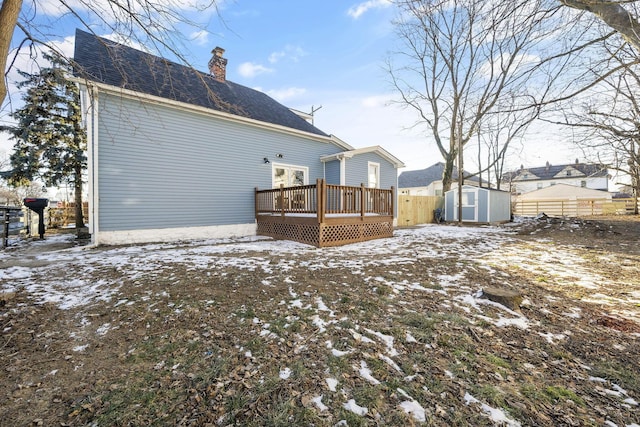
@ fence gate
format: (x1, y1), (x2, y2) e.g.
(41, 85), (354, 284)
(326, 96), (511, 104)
(397, 196), (444, 226)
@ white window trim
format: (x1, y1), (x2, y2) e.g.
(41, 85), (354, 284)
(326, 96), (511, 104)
(368, 161), (380, 189)
(272, 163), (309, 188)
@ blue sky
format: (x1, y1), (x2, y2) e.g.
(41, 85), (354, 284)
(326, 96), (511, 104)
(1, 0), (581, 177)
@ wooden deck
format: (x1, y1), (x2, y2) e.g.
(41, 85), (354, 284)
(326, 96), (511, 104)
(255, 179), (395, 247)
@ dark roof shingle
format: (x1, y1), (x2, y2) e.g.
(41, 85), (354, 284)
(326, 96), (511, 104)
(505, 163), (608, 181)
(72, 29), (328, 137)
(398, 162), (479, 188)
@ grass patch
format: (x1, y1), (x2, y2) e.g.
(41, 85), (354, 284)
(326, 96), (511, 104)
(399, 312), (437, 330)
(521, 383), (585, 407)
(590, 361), (640, 392)
(472, 384), (506, 408)
(485, 354), (511, 370)
(543, 385), (585, 407)
(352, 384), (385, 412)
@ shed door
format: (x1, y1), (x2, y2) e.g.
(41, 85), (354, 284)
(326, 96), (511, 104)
(454, 188), (478, 221)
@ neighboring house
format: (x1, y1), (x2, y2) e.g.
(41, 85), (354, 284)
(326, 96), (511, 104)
(516, 184), (612, 201)
(398, 162), (480, 196)
(444, 185), (511, 223)
(73, 30), (404, 245)
(503, 160), (609, 195)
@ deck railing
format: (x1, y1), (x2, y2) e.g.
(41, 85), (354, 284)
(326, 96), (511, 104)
(255, 179), (394, 222)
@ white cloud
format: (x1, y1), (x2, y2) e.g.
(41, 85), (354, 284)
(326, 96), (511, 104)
(361, 95), (391, 108)
(268, 45), (307, 64)
(190, 30), (209, 46)
(237, 62), (274, 78)
(266, 87), (307, 102)
(347, 0), (392, 19)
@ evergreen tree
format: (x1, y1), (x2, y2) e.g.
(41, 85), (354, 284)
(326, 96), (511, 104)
(1, 53), (87, 230)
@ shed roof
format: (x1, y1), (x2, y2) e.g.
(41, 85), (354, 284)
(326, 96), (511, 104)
(72, 29), (328, 137)
(398, 162), (479, 188)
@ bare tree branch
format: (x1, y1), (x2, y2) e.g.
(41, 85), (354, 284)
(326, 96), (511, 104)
(560, 0), (640, 51)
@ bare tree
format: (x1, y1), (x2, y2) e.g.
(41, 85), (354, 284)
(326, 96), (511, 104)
(388, 0), (569, 201)
(560, 0), (640, 52)
(474, 96), (541, 190)
(550, 44), (640, 212)
(0, 0), (23, 105)
(1, 0), (221, 106)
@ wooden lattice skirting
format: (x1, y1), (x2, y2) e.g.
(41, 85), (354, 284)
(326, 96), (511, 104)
(256, 215), (394, 247)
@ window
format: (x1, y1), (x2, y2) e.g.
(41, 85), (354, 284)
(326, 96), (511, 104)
(273, 164), (308, 188)
(566, 170), (572, 176)
(368, 162), (380, 188)
(435, 189), (443, 196)
(461, 191), (475, 207)
(537, 183), (543, 189)
(581, 180), (587, 187)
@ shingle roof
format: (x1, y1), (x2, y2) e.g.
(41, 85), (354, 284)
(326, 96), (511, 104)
(398, 162), (479, 188)
(505, 162), (608, 181)
(72, 29), (328, 137)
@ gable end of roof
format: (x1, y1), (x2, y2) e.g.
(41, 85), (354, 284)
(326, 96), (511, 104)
(72, 29), (329, 138)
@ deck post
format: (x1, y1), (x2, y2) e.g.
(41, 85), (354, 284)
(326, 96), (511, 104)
(280, 184), (285, 218)
(317, 178), (325, 224)
(360, 183), (365, 220)
(254, 187), (259, 220)
(391, 186), (395, 217)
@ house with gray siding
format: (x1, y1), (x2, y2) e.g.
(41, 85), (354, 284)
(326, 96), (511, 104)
(73, 30), (403, 245)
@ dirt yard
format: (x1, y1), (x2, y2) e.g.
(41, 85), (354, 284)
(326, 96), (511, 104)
(1, 215), (639, 426)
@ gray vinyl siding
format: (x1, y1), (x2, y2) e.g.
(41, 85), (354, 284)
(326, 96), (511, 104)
(445, 190), (455, 221)
(478, 190), (488, 222)
(489, 190), (511, 222)
(343, 152), (398, 217)
(324, 160), (341, 185)
(344, 152), (398, 189)
(97, 93), (343, 231)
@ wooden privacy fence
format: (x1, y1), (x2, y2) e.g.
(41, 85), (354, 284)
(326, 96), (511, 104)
(397, 195), (444, 226)
(255, 179), (395, 247)
(47, 202), (89, 228)
(514, 198), (638, 217)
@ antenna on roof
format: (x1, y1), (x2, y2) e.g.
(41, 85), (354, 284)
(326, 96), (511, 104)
(310, 105), (322, 125)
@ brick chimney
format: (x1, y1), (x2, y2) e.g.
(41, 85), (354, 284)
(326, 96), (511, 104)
(208, 47), (227, 82)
